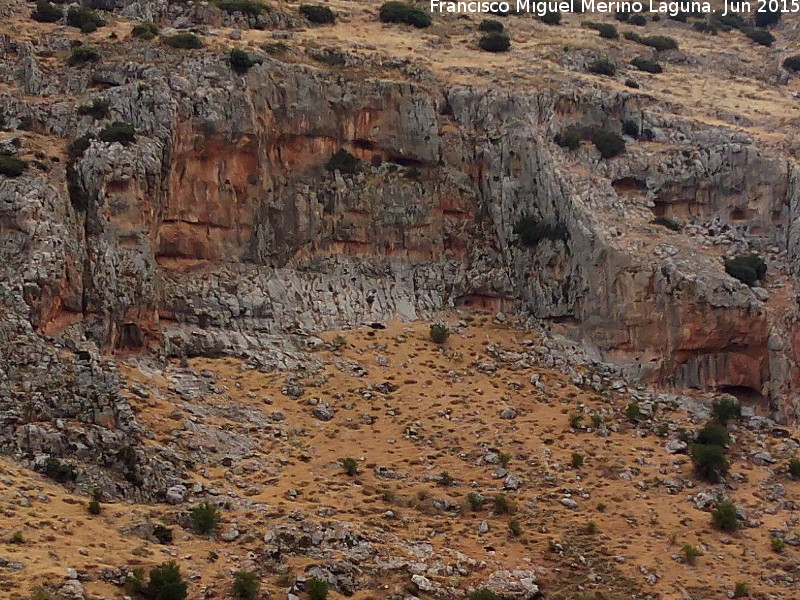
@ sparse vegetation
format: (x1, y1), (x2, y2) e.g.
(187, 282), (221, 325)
(711, 500), (739, 532)
(508, 518), (522, 536)
(340, 457), (359, 476)
(31, 0), (63, 23)
(379, 2), (432, 28)
(725, 253), (767, 286)
(569, 413), (584, 429)
(682, 543), (701, 564)
(479, 32), (511, 53)
(652, 216), (682, 231)
(430, 323), (450, 344)
(99, 121), (136, 146)
(326, 149), (360, 174)
(233, 571), (261, 599)
(467, 492), (485, 511)
(164, 32), (204, 50)
(190, 502), (221, 534)
(67, 45), (101, 66)
(493, 493), (515, 515)
(66, 7), (105, 33)
(583, 520), (598, 534)
(132, 21), (159, 40)
(469, 590), (501, 600)
(300, 4), (336, 24)
(307, 576), (329, 600)
(591, 129), (626, 158)
(88, 499), (101, 515)
(77, 98), (110, 119)
(0, 154), (29, 178)
(513, 216), (568, 246)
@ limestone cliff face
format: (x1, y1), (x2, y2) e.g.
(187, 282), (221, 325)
(2, 43), (800, 422)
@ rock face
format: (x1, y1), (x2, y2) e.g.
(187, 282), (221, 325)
(1, 9), (800, 484)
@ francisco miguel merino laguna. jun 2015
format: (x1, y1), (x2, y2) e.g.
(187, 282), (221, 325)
(427, 0), (800, 17)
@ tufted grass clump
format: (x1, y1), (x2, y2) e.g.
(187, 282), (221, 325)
(493, 493), (515, 515)
(132, 21), (159, 40)
(67, 45), (101, 66)
(164, 32), (204, 49)
(711, 500), (739, 532)
(190, 502), (221, 534)
(479, 32), (511, 52)
(31, 0), (63, 23)
(467, 492), (485, 511)
(725, 254), (766, 286)
(682, 543), (701, 564)
(379, 2), (432, 28)
(66, 6), (105, 33)
(0, 154), (29, 178)
(300, 4), (336, 24)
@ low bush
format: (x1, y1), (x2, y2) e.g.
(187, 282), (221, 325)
(651, 216), (681, 231)
(744, 27), (775, 47)
(148, 561), (188, 600)
(725, 253), (766, 286)
(696, 421), (730, 447)
(783, 55), (800, 72)
(99, 121), (136, 146)
(624, 78), (640, 88)
(712, 394), (742, 424)
(691, 443), (728, 482)
(67, 45), (101, 66)
(588, 57), (616, 76)
(233, 571), (260, 599)
(42, 457), (77, 483)
(326, 148), (360, 174)
(631, 56), (662, 73)
(216, 0), (268, 15)
(430, 323), (450, 344)
(307, 577), (329, 600)
(789, 457), (800, 478)
(262, 41), (289, 55)
(625, 401), (641, 421)
(583, 21), (618, 39)
(300, 4), (336, 24)
(340, 457), (358, 476)
(508, 518), (522, 536)
(10, 531), (24, 544)
(569, 413), (584, 429)
(379, 2), (432, 28)
(467, 492), (485, 511)
(682, 543), (701, 564)
(571, 452), (584, 468)
(629, 13), (647, 25)
(771, 537), (785, 553)
(31, 0), (63, 23)
(540, 11), (561, 25)
(190, 502), (221, 534)
(755, 8), (781, 27)
(591, 129), (626, 158)
(153, 524), (174, 544)
(164, 32), (204, 49)
(513, 216), (568, 246)
(229, 49), (256, 73)
(712, 500), (739, 532)
(66, 7), (105, 33)
(642, 35), (678, 51)
(478, 19), (504, 33)
(88, 499), (101, 515)
(0, 154), (29, 178)
(77, 98), (110, 119)
(438, 471), (454, 486)
(554, 126), (581, 150)
(493, 494), (515, 515)
(622, 119), (639, 137)
(132, 21), (159, 40)
(469, 590), (501, 600)
(733, 582), (750, 598)
(479, 32), (511, 52)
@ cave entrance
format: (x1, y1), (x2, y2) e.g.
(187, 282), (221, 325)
(612, 177), (647, 195)
(118, 323), (144, 349)
(717, 384), (768, 413)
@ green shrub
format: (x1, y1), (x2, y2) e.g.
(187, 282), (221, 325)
(42, 457), (77, 483)
(771, 536), (785, 553)
(508, 518), (522, 536)
(67, 45), (101, 66)
(379, 2), (432, 28)
(592, 129), (625, 158)
(744, 27), (775, 46)
(479, 32), (511, 52)
(712, 500), (739, 532)
(692, 444), (728, 482)
(540, 11), (561, 25)
(624, 78), (640, 88)
(233, 571), (260, 599)
(513, 216), (568, 246)
(300, 4), (336, 24)
(307, 577), (329, 600)
(478, 19), (504, 33)
(262, 41), (289, 55)
(625, 401), (641, 421)
(569, 413), (584, 429)
(623, 30), (643, 42)
(190, 502), (221, 534)
(340, 457), (358, 476)
(622, 120), (639, 137)
(498, 452), (511, 468)
(31, 0), (63, 23)
(230, 49), (256, 73)
(583, 21), (618, 39)
(493, 493), (515, 515)
(165, 32), (204, 49)
(641, 35), (678, 51)
(326, 148), (360, 174)
(631, 56), (662, 73)
(711, 12), (745, 31)
(311, 51), (346, 67)
(68, 133), (94, 160)
(712, 394), (742, 424)
(88, 499), (101, 515)
(733, 582), (749, 598)
(725, 254), (766, 286)
(696, 421), (730, 447)
(148, 561), (188, 600)
(132, 21), (159, 40)
(571, 452), (584, 468)
(614, 10), (629, 21)
(467, 492), (485, 511)
(588, 57), (616, 76)
(0, 154), (29, 178)
(469, 590), (501, 600)
(10, 531), (24, 544)
(629, 14), (647, 25)
(216, 0), (268, 15)
(693, 20), (719, 34)
(682, 543), (701, 564)
(66, 7), (105, 33)
(755, 8), (781, 27)
(438, 471), (454, 486)
(789, 458), (800, 478)
(430, 323), (450, 344)
(153, 524), (174, 544)
(99, 121), (136, 146)
(554, 126), (580, 150)
(583, 519), (598, 534)
(784, 55), (800, 72)
(125, 567), (146, 596)
(77, 98), (110, 119)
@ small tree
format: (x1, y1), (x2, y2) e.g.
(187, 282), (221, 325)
(430, 323), (450, 344)
(691, 444), (728, 482)
(712, 394), (742, 425)
(711, 500), (739, 532)
(307, 577), (329, 600)
(696, 421), (730, 447)
(233, 571), (260, 599)
(190, 502), (221, 534)
(479, 32), (511, 52)
(148, 561), (188, 600)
